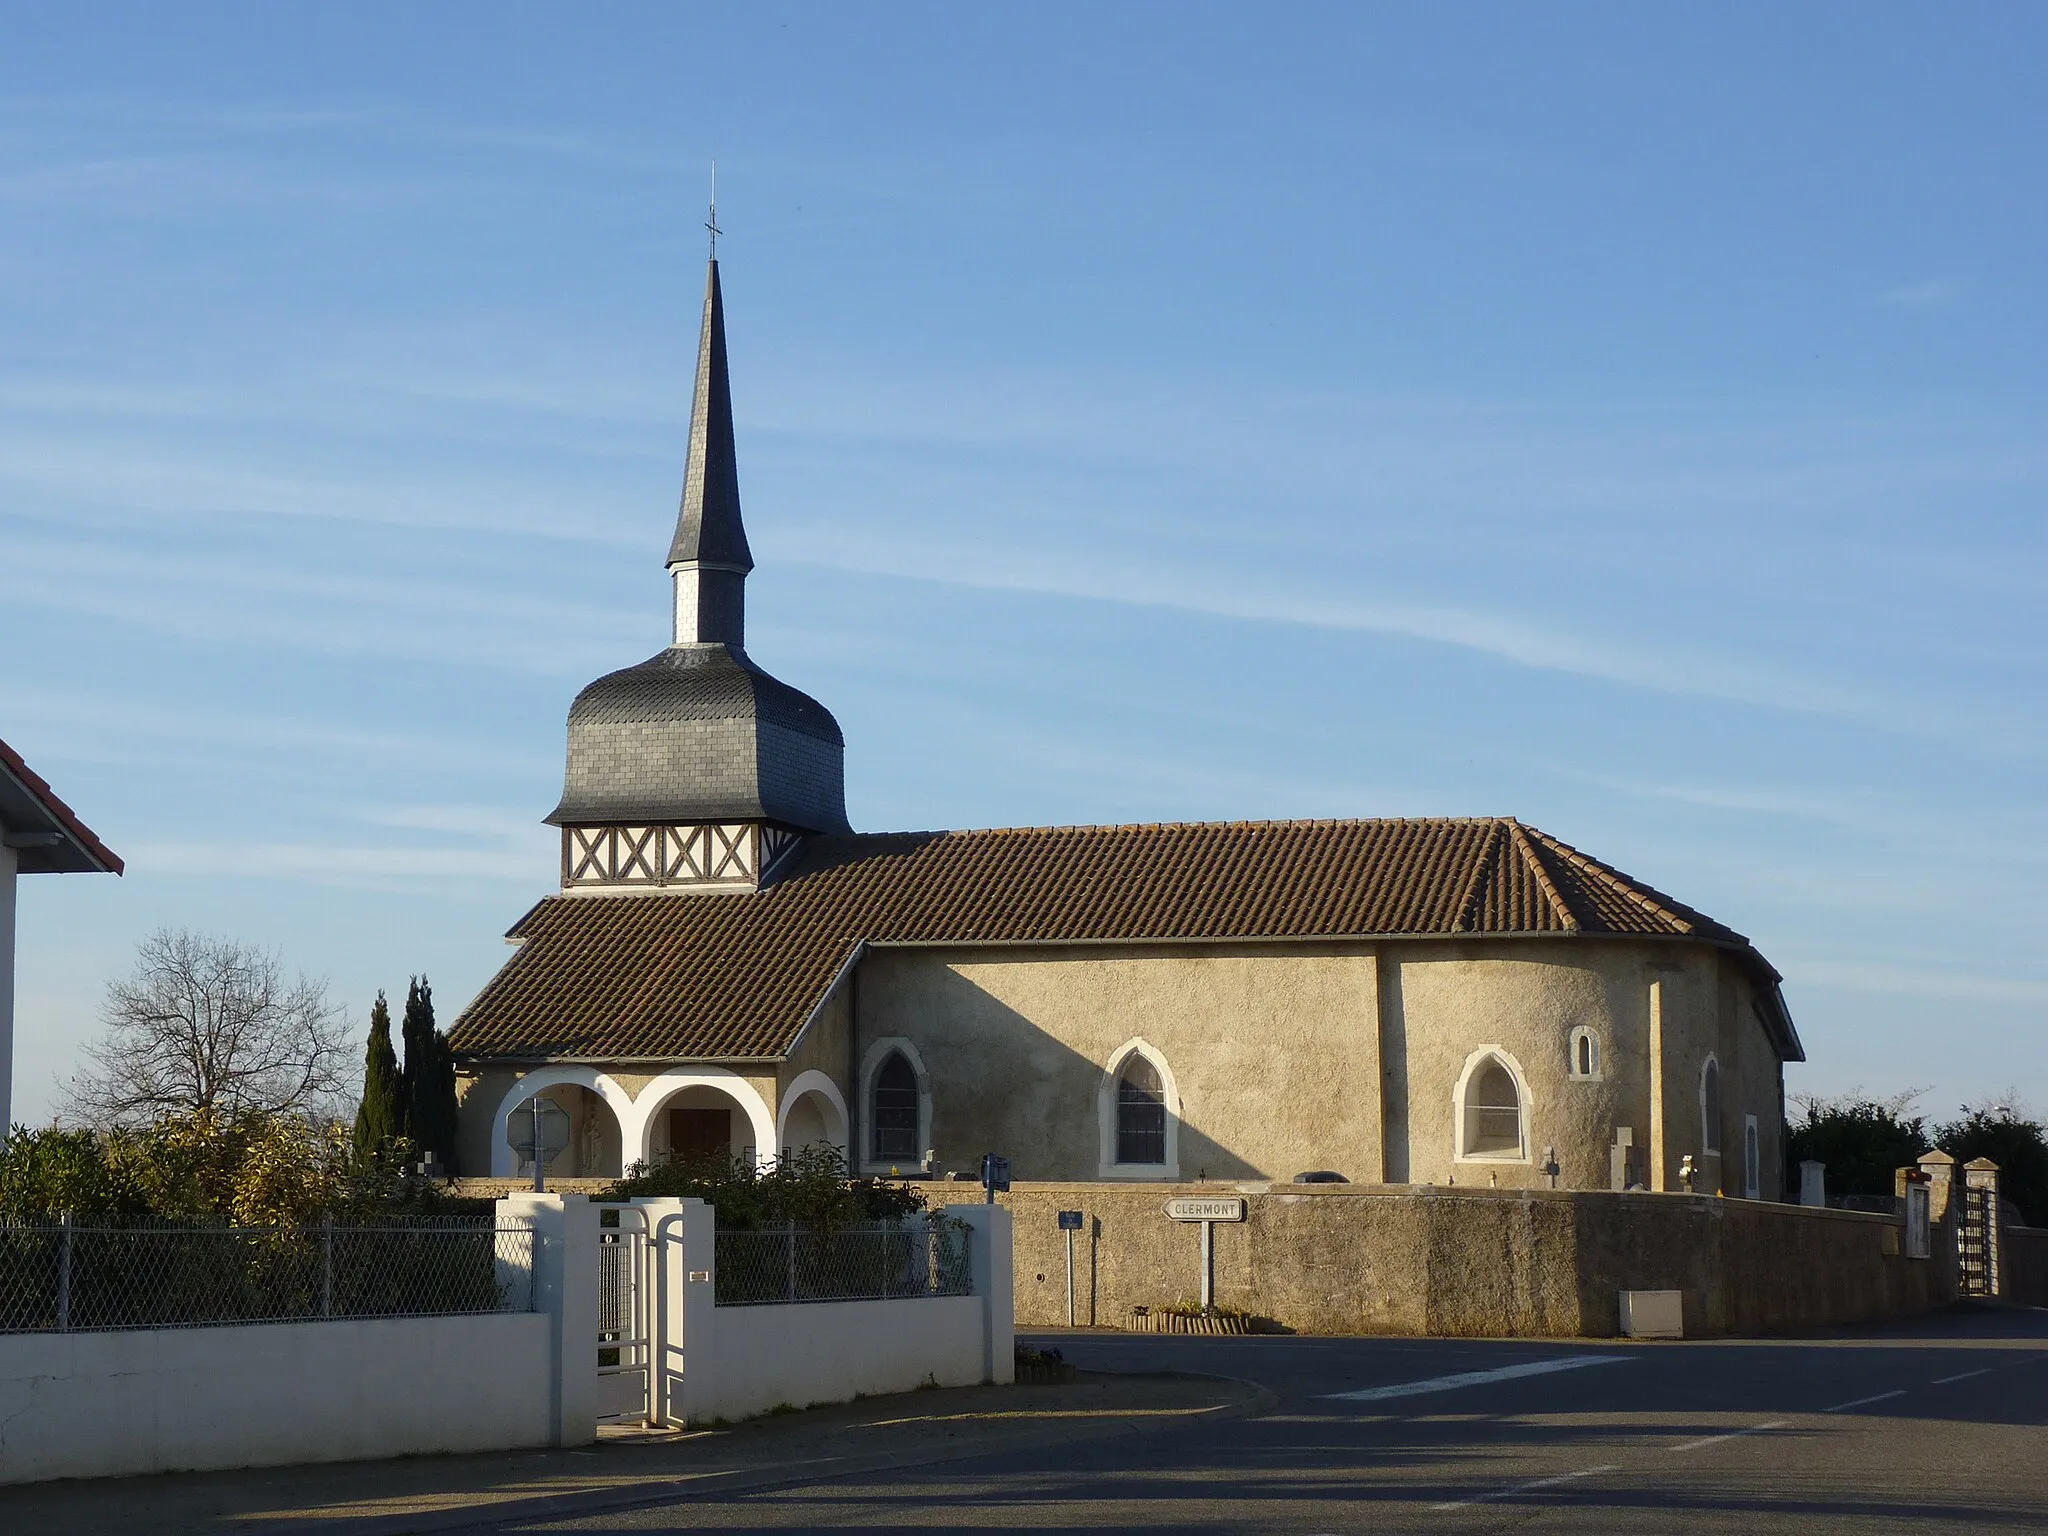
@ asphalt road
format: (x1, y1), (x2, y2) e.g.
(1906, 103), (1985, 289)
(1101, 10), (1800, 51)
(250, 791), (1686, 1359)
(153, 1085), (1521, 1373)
(522, 1305), (2048, 1534)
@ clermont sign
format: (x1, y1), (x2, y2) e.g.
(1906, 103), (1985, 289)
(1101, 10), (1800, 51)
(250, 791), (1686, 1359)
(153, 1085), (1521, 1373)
(1164, 1196), (1246, 1223)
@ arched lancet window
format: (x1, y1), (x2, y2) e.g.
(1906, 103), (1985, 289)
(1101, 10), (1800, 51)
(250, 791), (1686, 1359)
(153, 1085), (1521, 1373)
(1463, 1056), (1524, 1158)
(871, 1051), (920, 1163)
(1116, 1056), (1167, 1166)
(1700, 1058), (1723, 1155)
(1569, 1026), (1600, 1081)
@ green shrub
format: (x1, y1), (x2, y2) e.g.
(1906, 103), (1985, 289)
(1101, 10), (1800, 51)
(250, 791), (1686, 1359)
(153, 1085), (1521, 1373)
(600, 1144), (925, 1231)
(0, 1113), (458, 1222)
(1784, 1097), (1927, 1200)
(1938, 1106), (2048, 1227)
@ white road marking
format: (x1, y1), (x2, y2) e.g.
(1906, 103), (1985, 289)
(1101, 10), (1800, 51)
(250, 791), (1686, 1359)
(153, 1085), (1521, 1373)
(1931, 1367), (1992, 1386)
(1324, 1355), (1625, 1403)
(1433, 1463), (1619, 1512)
(1823, 1389), (1907, 1413)
(1669, 1418), (1788, 1453)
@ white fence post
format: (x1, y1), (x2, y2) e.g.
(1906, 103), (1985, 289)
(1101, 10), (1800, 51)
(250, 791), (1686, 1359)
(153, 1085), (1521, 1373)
(631, 1196), (699, 1428)
(672, 1200), (717, 1425)
(499, 1193), (599, 1446)
(943, 1203), (1014, 1385)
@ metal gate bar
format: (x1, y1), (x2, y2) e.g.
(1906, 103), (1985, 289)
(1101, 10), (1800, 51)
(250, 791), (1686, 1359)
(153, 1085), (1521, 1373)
(595, 1204), (652, 1425)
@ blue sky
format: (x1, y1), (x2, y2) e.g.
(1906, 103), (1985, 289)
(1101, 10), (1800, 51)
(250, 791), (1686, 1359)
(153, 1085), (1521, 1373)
(3, 7), (2043, 1129)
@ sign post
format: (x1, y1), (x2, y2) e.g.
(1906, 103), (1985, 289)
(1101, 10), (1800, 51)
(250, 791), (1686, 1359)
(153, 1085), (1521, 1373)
(980, 1153), (1011, 1206)
(508, 1093), (571, 1192)
(1057, 1210), (1084, 1326)
(1163, 1197), (1246, 1314)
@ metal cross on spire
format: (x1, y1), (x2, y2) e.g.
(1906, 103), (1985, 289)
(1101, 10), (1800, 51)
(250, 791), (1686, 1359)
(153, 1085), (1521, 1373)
(706, 161), (721, 260)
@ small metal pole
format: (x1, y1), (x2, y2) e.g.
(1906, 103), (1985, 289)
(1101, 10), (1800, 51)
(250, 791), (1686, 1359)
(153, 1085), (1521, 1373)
(321, 1214), (334, 1318)
(56, 1210), (73, 1332)
(1065, 1227), (1076, 1328)
(532, 1095), (545, 1193)
(1200, 1219), (1214, 1314)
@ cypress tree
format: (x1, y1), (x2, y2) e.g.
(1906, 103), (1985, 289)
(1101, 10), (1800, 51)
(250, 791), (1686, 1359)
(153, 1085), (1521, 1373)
(430, 1026), (460, 1175)
(352, 991), (403, 1162)
(400, 976), (459, 1171)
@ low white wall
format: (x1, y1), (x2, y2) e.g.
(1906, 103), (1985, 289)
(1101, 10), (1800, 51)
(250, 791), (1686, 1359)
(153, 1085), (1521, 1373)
(662, 1202), (1014, 1426)
(696, 1294), (986, 1423)
(0, 1312), (551, 1486)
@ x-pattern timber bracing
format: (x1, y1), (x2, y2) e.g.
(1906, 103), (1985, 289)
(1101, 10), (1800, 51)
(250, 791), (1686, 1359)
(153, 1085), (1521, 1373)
(562, 822), (799, 892)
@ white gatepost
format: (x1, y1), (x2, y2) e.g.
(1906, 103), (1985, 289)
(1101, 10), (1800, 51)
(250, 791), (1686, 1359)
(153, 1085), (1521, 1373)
(638, 1197), (712, 1428)
(944, 1203), (1015, 1386)
(499, 1193), (600, 1446)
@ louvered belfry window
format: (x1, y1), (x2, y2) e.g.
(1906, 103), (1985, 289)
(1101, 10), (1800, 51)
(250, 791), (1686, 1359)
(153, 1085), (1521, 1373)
(1116, 1056), (1168, 1166)
(871, 1052), (920, 1162)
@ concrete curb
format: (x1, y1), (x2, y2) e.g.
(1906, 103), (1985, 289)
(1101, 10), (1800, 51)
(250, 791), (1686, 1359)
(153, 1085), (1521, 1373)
(235, 1371), (1278, 1536)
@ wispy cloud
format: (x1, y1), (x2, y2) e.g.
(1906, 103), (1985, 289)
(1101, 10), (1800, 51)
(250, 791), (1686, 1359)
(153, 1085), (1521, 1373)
(125, 835), (551, 890)
(1792, 959), (2048, 1006)
(0, 686), (558, 778)
(1879, 279), (1961, 309)
(785, 544), (1894, 728)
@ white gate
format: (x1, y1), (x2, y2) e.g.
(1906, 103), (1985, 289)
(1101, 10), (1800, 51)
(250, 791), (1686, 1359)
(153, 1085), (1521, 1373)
(596, 1204), (652, 1424)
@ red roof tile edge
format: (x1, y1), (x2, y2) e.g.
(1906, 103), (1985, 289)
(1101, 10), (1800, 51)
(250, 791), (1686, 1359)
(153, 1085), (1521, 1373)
(0, 736), (123, 874)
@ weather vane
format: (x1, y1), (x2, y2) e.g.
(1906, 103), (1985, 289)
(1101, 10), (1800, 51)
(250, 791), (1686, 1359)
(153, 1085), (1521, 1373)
(706, 161), (721, 260)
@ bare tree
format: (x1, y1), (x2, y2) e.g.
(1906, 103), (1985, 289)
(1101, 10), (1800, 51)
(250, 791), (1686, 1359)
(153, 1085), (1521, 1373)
(61, 928), (353, 1127)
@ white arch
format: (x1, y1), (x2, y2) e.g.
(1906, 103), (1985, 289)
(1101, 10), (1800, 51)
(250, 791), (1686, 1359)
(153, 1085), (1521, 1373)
(630, 1067), (778, 1171)
(1699, 1053), (1724, 1156)
(1099, 1037), (1181, 1180)
(488, 1065), (636, 1177)
(1452, 1045), (1533, 1164)
(776, 1069), (850, 1157)
(857, 1037), (931, 1174)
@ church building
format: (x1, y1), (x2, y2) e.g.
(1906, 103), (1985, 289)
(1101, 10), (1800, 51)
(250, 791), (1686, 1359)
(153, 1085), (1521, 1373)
(448, 258), (1803, 1202)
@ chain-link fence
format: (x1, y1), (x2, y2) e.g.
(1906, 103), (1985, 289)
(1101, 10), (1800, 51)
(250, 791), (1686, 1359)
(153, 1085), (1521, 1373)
(714, 1220), (972, 1307)
(0, 1215), (534, 1333)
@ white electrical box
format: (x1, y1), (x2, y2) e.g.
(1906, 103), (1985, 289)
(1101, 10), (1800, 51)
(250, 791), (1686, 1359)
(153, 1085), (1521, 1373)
(1619, 1289), (1684, 1338)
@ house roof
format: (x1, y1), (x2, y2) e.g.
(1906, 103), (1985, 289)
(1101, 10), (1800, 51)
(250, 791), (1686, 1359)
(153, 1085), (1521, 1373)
(0, 737), (123, 875)
(448, 817), (1800, 1065)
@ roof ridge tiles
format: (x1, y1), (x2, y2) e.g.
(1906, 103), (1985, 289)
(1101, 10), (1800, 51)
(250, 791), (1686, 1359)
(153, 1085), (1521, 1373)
(1506, 821), (1582, 934)
(890, 815), (1513, 840)
(1521, 825), (1709, 938)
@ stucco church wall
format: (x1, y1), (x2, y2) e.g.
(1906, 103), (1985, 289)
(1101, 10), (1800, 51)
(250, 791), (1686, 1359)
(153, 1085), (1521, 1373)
(1380, 941), (1785, 1197)
(855, 944), (1383, 1183)
(1387, 943), (1639, 1191)
(1644, 952), (1787, 1199)
(457, 1069), (520, 1177)
(1002, 1182), (1953, 1337)
(780, 977), (851, 1104)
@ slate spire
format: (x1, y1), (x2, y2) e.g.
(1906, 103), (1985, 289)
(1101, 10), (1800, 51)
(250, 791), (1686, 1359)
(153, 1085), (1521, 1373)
(667, 258), (754, 647)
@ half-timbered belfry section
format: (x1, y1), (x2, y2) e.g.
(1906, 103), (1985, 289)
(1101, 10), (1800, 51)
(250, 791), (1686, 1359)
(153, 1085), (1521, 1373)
(547, 258), (850, 895)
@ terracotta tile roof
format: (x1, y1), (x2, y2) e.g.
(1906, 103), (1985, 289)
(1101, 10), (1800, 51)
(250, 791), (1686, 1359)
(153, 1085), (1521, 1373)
(0, 736), (123, 875)
(449, 818), (1793, 1064)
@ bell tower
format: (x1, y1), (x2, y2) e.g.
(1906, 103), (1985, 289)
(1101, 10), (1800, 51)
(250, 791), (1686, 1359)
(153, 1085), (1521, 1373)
(545, 256), (850, 894)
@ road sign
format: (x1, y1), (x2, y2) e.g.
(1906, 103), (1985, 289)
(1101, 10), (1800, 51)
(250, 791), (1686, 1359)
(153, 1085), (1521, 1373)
(981, 1153), (1011, 1201)
(1057, 1209), (1084, 1231)
(507, 1094), (571, 1160)
(1164, 1196), (1245, 1223)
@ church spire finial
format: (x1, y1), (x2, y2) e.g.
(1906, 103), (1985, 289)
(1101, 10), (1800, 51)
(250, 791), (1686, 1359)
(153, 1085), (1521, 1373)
(706, 161), (720, 261)
(667, 194), (753, 649)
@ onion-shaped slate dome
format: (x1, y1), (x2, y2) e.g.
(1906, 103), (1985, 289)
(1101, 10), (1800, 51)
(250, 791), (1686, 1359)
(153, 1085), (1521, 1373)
(545, 259), (850, 836)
